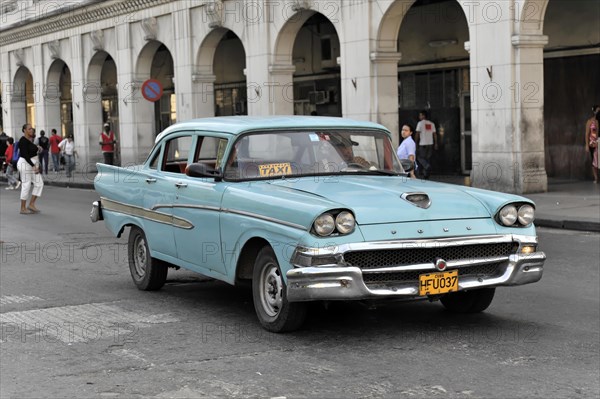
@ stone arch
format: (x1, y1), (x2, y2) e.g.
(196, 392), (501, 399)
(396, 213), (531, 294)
(376, 0), (472, 174)
(135, 40), (175, 136)
(45, 58), (72, 137)
(377, 0), (473, 52)
(196, 28), (247, 76)
(273, 9), (320, 65)
(86, 50), (119, 164)
(272, 10), (343, 116)
(12, 66), (35, 128)
(517, 0), (550, 34)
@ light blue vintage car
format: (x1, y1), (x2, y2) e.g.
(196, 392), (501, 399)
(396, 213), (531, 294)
(92, 116), (545, 332)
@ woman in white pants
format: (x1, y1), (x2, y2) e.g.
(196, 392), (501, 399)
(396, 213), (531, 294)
(16, 124), (43, 214)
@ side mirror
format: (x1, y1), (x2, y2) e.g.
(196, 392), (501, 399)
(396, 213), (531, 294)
(185, 163), (222, 181)
(400, 159), (414, 172)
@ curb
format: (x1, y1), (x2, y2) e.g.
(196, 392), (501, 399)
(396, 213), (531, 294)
(2, 176), (599, 233)
(0, 175), (94, 190)
(535, 218), (600, 233)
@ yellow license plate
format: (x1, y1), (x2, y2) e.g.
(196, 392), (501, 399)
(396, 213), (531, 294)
(419, 269), (458, 296)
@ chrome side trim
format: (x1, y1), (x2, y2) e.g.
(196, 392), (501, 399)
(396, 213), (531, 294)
(128, 200), (306, 231)
(294, 234), (522, 257)
(152, 204), (221, 212)
(100, 197), (194, 229)
(221, 208), (307, 231)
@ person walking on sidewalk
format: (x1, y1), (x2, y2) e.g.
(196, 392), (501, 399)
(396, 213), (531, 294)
(415, 110), (437, 179)
(99, 123), (117, 165)
(0, 129), (8, 172)
(585, 105), (600, 183)
(36, 130), (50, 174)
(59, 134), (77, 178)
(4, 137), (20, 190)
(397, 124), (417, 179)
(49, 128), (61, 173)
(17, 123), (43, 214)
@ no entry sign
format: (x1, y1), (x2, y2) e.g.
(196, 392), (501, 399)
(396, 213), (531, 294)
(141, 79), (163, 102)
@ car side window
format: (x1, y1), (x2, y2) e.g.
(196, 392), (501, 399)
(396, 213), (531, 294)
(148, 147), (161, 170)
(162, 135), (193, 174)
(194, 137), (228, 170)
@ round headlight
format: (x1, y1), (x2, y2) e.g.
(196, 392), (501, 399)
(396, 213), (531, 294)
(314, 213), (335, 236)
(518, 204), (535, 226)
(499, 205), (518, 226)
(335, 211), (355, 235)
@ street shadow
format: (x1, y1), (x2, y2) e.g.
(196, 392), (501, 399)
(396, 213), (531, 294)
(154, 276), (542, 346)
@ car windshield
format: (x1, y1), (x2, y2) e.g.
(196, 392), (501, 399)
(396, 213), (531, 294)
(224, 129), (404, 181)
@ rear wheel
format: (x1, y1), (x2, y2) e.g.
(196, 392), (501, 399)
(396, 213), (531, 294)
(252, 246), (307, 332)
(128, 226), (168, 291)
(440, 288), (496, 313)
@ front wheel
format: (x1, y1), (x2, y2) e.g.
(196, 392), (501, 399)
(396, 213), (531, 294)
(128, 226), (168, 291)
(252, 246), (307, 332)
(440, 288), (496, 313)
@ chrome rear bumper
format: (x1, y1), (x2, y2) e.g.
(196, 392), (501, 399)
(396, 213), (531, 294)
(286, 244), (545, 302)
(90, 200), (103, 222)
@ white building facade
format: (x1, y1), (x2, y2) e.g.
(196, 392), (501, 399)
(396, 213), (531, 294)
(1, 0), (598, 194)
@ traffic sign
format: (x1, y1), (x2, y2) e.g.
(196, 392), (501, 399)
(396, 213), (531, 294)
(141, 79), (163, 102)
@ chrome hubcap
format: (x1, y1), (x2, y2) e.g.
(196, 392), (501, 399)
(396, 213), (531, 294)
(259, 262), (283, 317)
(134, 236), (147, 277)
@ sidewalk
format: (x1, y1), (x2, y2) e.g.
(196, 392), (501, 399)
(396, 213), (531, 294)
(2, 171), (599, 232)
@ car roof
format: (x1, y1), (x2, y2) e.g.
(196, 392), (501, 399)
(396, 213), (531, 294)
(155, 116), (390, 143)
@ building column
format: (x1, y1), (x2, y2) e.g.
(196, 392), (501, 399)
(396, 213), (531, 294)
(31, 45), (50, 135)
(468, 6), (547, 195)
(511, 34), (549, 193)
(69, 35), (88, 170)
(245, 41), (272, 116)
(191, 74), (216, 117)
(268, 64), (295, 115)
(370, 51), (402, 147)
(172, 9), (196, 121)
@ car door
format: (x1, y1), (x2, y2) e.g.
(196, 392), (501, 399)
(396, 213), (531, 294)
(171, 134), (230, 276)
(141, 134), (192, 260)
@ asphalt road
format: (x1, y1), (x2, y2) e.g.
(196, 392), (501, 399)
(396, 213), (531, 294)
(1, 187), (599, 398)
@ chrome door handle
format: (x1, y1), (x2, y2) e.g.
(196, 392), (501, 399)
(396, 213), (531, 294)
(175, 182), (188, 188)
(145, 178), (157, 183)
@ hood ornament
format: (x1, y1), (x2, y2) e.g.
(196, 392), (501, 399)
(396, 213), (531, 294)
(401, 192), (431, 209)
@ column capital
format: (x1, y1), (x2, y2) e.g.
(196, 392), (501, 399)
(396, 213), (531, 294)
(511, 34), (549, 48)
(192, 73), (216, 84)
(268, 64), (296, 75)
(370, 51), (402, 63)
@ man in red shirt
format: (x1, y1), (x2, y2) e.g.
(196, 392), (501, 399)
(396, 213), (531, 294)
(99, 123), (117, 165)
(49, 128), (62, 173)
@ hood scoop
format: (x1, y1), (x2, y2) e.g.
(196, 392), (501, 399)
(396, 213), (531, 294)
(401, 192), (431, 209)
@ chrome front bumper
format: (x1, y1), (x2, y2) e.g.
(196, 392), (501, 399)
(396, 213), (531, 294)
(286, 235), (546, 302)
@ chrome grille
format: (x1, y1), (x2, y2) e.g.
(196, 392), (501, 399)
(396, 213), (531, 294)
(344, 243), (516, 270)
(363, 262), (504, 285)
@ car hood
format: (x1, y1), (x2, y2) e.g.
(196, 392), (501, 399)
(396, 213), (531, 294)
(268, 176), (492, 225)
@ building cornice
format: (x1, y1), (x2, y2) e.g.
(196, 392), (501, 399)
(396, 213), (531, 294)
(0, 0), (173, 47)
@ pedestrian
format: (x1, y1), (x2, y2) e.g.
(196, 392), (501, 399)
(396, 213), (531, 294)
(59, 134), (77, 178)
(0, 128), (8, 173)
(4, 137), (20, 190)
(99, 122), (117, 165)
(415, 110), (437, 179)
(36, 130), (50, 174)
(585, 105), (599, 183)
(16, 123), (43, 214)
(49, 128), (61, 173)
(397, 124), (417, 179)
